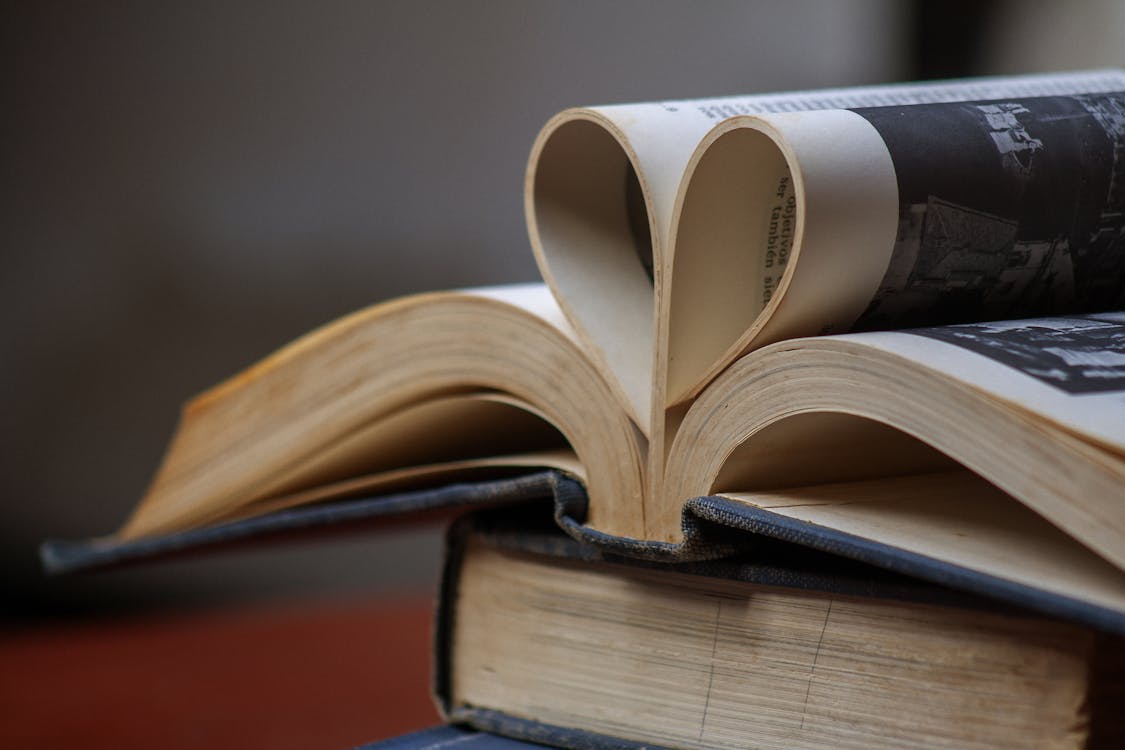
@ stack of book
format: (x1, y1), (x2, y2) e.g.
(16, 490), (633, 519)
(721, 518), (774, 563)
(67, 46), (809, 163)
(46, 70), (1125, 749)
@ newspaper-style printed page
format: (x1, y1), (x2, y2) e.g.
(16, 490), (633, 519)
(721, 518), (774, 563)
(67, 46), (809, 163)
(850, 92), (1125, 331)
(849, 313), (1125, 452)
(664, 89), (1125, 407)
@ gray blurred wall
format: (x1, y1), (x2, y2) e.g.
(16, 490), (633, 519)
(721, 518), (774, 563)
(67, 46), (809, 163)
(3, 1), (918, 616)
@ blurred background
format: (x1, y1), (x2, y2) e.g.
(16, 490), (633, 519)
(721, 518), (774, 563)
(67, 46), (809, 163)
(2, 0), (1122, 746)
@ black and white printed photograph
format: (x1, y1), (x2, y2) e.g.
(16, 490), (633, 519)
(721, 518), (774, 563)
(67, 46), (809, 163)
(854, 92), (1125, 330)
(909, 312), (1125, 394)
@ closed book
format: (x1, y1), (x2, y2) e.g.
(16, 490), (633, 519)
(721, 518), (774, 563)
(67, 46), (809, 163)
(436, 510), (1125, 750)
(354, 725), (574, 750)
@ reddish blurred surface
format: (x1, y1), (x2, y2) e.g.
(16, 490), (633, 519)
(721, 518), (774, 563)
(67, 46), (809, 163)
(0, 596), (441, 749)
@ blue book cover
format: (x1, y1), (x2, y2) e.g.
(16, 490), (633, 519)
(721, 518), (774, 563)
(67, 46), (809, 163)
(353, 725), (661, 750)
(41, 470), (1125, 633)
(355, 724), (671, 750)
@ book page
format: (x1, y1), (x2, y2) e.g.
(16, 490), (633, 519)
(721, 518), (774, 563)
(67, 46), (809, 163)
(241, 392), (570, 503)
(663, 109), (898, 403)
(665, 89), (1125, 404)
(525, 71), (1125, 431)
(849, 314), (1125, 453)
(118, 285), (646, 540)
(851, 92), (1125, 330)
(665, 318), (1125, 571)
(721, 471), (1125, 616)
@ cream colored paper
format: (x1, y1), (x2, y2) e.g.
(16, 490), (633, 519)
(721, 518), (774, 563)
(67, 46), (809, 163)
(526, 70), (1125, 437)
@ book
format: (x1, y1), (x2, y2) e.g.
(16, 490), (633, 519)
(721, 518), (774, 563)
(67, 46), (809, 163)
(437, 513), (1125, 750)
(46, 71), (1125, 619)
(354, 725), (566, 750)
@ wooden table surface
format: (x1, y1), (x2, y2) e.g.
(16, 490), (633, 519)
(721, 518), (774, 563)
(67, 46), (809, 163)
(1, 595), (442, 749)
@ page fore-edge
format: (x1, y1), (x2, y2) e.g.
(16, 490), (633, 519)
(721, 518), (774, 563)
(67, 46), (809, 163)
(433, 509), (1125, 750)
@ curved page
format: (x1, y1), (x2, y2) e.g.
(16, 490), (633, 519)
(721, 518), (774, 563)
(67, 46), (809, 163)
(666, 316), (1125, 575)
(120, 284), (645, 540)
(666, 89), (1125, 405)
(524, 70), (1125, 431)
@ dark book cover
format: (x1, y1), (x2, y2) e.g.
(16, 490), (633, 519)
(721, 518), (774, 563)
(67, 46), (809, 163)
(41, 470), (1125, 633)
(352, 724), (645, 750)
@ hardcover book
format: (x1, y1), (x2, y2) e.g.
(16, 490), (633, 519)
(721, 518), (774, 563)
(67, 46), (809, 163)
(45, 71), (1125, 621)
(436, 511), (1125, 750)
(354, 725), (572, 750)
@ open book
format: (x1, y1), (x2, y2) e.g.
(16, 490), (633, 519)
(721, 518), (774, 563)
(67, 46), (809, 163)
(68, 71), (1125, 616)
